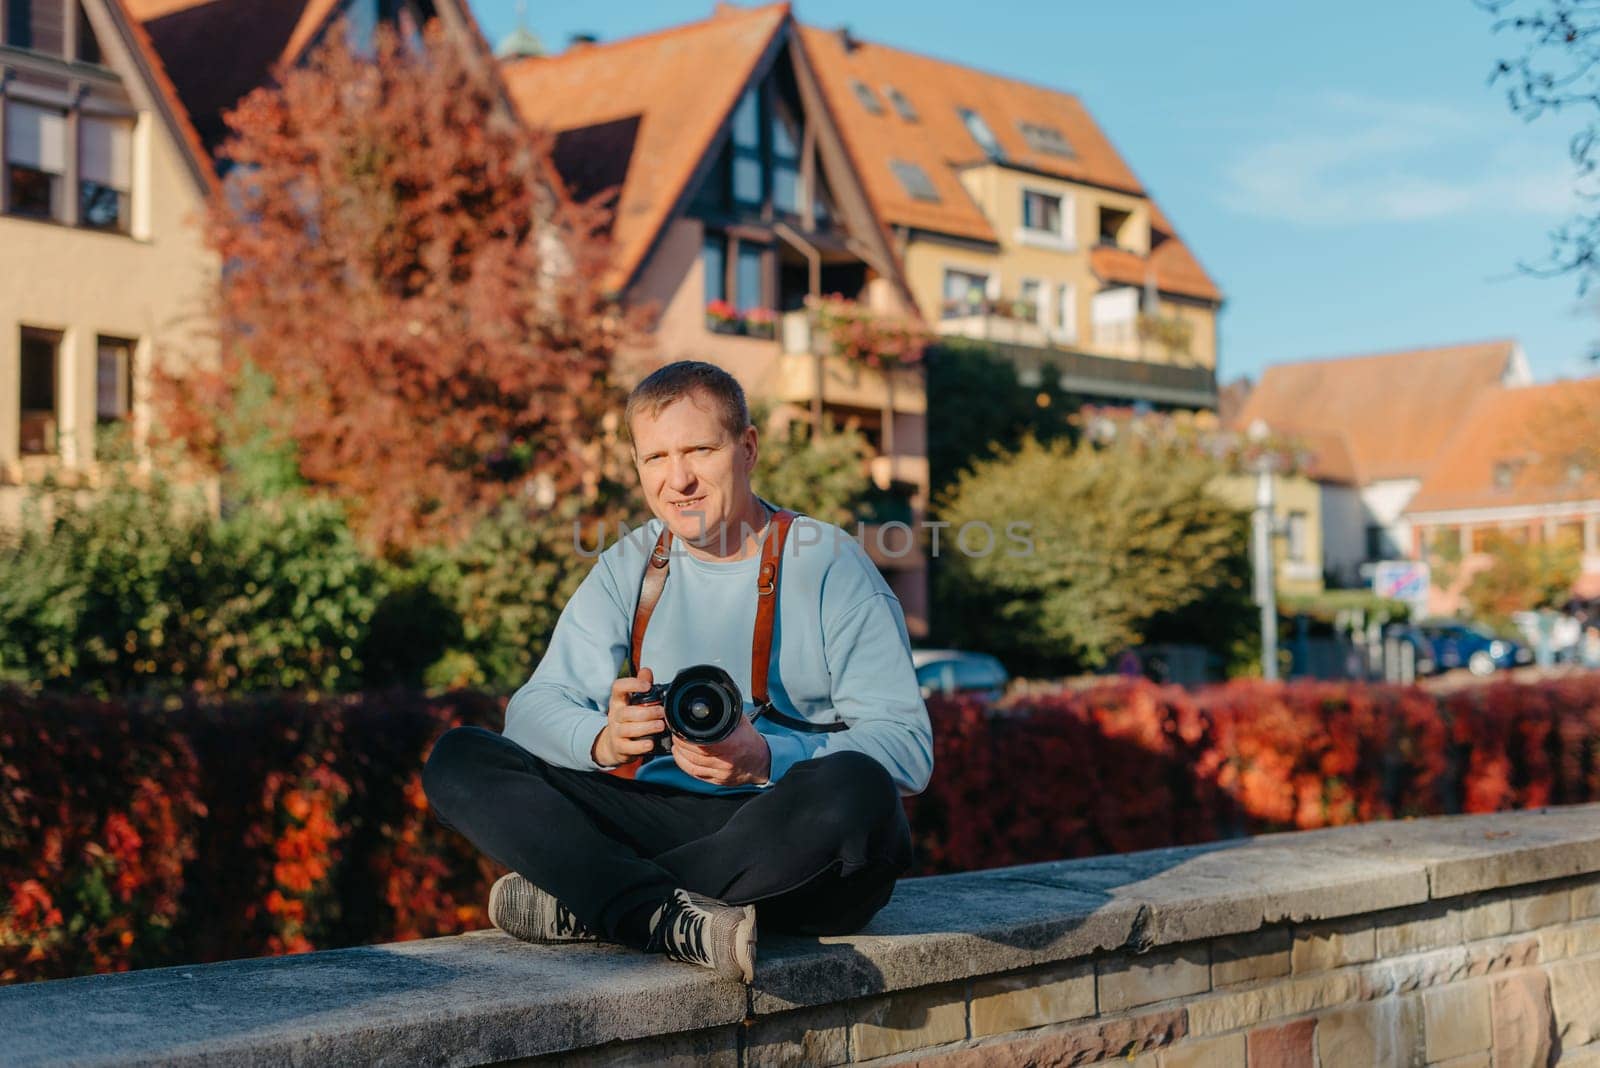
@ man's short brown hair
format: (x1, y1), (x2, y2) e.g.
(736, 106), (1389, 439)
(624, 360), (751, 445)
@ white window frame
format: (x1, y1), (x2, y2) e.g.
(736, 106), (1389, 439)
(940, 262), (997, 318)
(1018, 276), (1046, 327)
(1091, 286), (1139, 347)
(1053, 281), (1078, 344)
(1015, 184), (1075, 251)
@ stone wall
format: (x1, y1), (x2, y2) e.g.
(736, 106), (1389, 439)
(5, 806), (1600, 1067)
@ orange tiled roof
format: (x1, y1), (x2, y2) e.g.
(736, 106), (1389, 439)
(1408, 378), (1600, 514)
(501, 4), (789, 290)
(1234, 339), (1523, 485)
(1291, 426), (1358, 485)
(797, 23), (1221, 304)
(105, 0), (218, 198)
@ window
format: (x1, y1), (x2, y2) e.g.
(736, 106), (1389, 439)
(730, 87), (763, 207)
(889, 158), (939, 202)
(1055, 282), (1077, 341)
(770, 107), (801, 215)
(9, 0), (65, 54)
(1099, 205), (1132, 247)
(76, 1), (103, 63)
(96, 336), (134, 422)
(952, 656), (1004, 692)
(1022, 189), (1062, 234)
(957, 107), (1003, 160)
(1286, 511), (1308, 563)
(885, 85), (917, 122)
(1019, 278), (1043, 325)
(941, 268), (990, 317)
(851, 80), (884, 115)
(1366, 524), (1389, 561)
(916, 662), (954, 694)
(19, 327), (60, 455)
(5, 0), (31, 48)
(736, 243), (764, 311)
(5, 101), (67, 221)
(1493, 460), (1518, 490)
(1090, 286), (1138, 345)
(79, 116), (131, 232)
(1019, 120), (1074, 158)
(702, 234), (726, 303)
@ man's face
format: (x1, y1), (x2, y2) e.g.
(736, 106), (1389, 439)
(630, 389), (758, 549)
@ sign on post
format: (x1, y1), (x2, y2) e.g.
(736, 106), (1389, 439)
(1372, 560), (1430, 618)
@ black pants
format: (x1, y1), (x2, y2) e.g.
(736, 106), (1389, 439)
(422, 727), (913, 949)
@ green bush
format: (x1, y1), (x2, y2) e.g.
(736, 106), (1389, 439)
(933, 433), (1250, 675)
(0, 463), (628, 697)
(0, 476), (381, 696)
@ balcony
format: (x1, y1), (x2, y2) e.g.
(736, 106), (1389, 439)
(992, 340), (1218, 409)
(773, 309), (926, 416)
(936, 298), (1049, 348)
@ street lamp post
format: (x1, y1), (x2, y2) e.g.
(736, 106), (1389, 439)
(1248, 420), (1279, 681)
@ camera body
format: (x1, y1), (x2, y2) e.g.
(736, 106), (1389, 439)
(626, 664), (745, 756)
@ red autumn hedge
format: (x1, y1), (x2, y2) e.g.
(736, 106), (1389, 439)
(5, 675), (1600, 983)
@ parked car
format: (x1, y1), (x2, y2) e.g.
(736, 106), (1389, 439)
(1415, 620), (1527, 676)
(1381, 623), (1437, 676)
(911, 649), (1009, 702)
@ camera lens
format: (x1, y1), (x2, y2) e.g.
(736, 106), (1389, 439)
(665, 667), (741, 744)
(682, 686), (717, 725)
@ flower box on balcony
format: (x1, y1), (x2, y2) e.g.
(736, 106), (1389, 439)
(705, 299), (742, 335)
(743, 308), (777, 340)
(806, 295), (930, 369)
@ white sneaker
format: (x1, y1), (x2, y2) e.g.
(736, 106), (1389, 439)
(488, 873), (599, 943)
(648, 888), (757, 983)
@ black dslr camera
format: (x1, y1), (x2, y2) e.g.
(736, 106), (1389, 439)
(626, 664), (745, 755)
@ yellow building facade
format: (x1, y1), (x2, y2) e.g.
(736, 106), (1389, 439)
(0, 0), (216, 520)
(1211, 472), (1326, 598)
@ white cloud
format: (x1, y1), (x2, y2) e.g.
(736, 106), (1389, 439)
(1220, 91), (1581, 225)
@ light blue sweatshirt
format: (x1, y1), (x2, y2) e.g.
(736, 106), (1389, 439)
(503, 508), (933, 796)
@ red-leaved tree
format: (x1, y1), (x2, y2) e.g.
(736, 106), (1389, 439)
(160, 19), (637, 552)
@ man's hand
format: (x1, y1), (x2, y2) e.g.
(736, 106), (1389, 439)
(592, 668), (666, 767)
(673, 712), (772, 787)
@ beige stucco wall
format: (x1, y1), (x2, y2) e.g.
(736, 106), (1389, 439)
(0, 28), (216, 500)
(899, 164), (1217, 372)
(1212, 472), (1325, 597)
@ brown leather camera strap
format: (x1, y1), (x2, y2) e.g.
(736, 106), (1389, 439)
(629, 504), (795, 699)
(619, 504), (844, 777)
(750, 508), (795, 708)
(629, 531), (673, 676)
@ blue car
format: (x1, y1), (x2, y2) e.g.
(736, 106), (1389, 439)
(1415, 620), (1528, 677)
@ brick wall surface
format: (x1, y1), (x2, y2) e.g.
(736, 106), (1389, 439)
(522, 873), (1600, 1067)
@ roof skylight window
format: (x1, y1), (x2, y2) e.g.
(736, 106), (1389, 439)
(890, 159), (940, 202)
(957, 107), (1003, 160)
(885, 85), (918, 122)
(851, 79), (884, 115)
(1020, 121), (1075, 158)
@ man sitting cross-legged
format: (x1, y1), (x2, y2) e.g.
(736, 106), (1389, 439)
(423, 360), (933, 983)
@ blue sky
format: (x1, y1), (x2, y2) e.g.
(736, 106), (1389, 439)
(471, 0), (1600, 384)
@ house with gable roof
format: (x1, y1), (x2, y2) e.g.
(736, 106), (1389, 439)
(499, 3), (1241, 634)
(1, 0), (216, 515)
(1406, 376), (1600, 613)
(799, 21), (1224, 409)
(1233, 339), (1531, 587)
(0, 0), (505, 518)
(501, 3), (935, 633)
